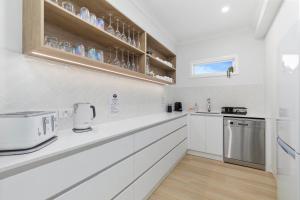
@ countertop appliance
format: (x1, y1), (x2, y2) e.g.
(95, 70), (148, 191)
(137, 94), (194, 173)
(174, 102), (182, 112)
(276, 8), (300, 200)
(222, 107), (247, 115)
(73, 103), (96, 133)
(0, 111), (58, 155)
(223, 117), (265, 170)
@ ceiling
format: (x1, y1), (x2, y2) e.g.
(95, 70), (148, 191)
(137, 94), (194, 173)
(133, 0), (262, 44)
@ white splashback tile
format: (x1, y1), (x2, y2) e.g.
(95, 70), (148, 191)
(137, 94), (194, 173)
(166, 85), (265, 114)
(0, 50), (165, 130)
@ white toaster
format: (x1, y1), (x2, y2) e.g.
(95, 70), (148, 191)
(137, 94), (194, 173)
(0, 111), (58, 151)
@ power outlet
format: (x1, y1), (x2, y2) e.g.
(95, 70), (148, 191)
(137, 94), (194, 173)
(58, 109), (73, 119)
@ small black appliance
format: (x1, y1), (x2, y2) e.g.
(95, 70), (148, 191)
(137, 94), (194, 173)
(174, 102), (183, 112)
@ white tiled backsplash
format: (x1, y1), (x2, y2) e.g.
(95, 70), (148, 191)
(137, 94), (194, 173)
(0, 49), (166, 130)
(166, 85), (265, 114)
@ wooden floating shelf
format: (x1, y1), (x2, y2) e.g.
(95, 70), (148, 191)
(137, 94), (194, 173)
(23, 0), (176, 85)
(147, 54), (176, 71)
(44, 0), (144, 55)
(30, 46), (173, 85)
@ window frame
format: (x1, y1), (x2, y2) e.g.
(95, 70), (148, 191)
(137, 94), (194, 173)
(190, 55), (239, 78)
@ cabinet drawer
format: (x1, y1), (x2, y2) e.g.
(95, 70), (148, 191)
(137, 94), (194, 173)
(55, 157), (134, 200)
(0, 136), (134, 200)
(134, 126), (187, 179)
(134, 140), (187, 200)
(134, 116), (187, 151)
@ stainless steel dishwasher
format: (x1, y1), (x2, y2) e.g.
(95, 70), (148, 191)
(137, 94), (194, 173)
(223, 117), (265, 170)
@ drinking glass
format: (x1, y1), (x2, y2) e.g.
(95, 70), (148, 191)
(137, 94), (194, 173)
(137, 31), (141, 49)
(120, 49), (127, 68)
(127, 26), (132, 44)
(96, 17), (105, 29)
(132, 29), (137, 47)
(75, 43), (85, 57)
(80, 7), (90, 22)
(62, 1), (75, 14)
(44, 36), (59, 49)
(127, 51), (131, 70)
(112, 47), (120, 66)
(131, 53), (136, 71)
(90, 13), (97, 26)
(87, 48), (97, 60)
(106, 47), (112, 64)
(106, 13), (115, 35)
(115, 18), (122, 39)
(96, 49), (104, 62)
(135, 54), (140, 72)
(121, 22), (127, 42)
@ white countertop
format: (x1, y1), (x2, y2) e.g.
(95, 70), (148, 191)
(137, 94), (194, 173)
(190, 112), (269, 119)
(0, 112), (187, 178)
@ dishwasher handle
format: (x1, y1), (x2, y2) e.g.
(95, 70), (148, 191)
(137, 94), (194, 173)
(238, 123), (249, 126)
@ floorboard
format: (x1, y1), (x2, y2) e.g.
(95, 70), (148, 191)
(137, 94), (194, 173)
(149, 155), (276, 200)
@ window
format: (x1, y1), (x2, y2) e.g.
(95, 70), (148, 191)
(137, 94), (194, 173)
(191, 56), (238, 77)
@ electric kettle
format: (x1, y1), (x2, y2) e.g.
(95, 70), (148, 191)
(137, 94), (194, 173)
(73, 103), (96, 133)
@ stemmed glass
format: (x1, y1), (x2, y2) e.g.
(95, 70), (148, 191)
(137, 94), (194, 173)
(132, 28), (137, 47)
(106, 47), (112, 64)
(121, 22), (127, 42)
(127, 50), (131, 70)
(120, 49), (127, 68)
(131, 53), (136, 71)
(112, 47), (120, 66)
(137, 31), (141, 49)
(127, 25), (132, 45)
(106, 13), (115, 35)
(136, 55), (140, 72)
(115, 18), (122, 39)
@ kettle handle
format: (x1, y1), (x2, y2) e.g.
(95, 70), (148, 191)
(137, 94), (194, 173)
(90, 105), (96, 119)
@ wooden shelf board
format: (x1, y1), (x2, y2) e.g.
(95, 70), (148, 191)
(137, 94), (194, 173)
(147, 34), (176, 57)
(30, 46), (173, 85)
(44, 0), (145, 55)
(147, 54), (176, 71)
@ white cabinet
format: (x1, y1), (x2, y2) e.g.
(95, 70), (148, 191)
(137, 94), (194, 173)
(189, 115), (223, 157)
(189, 115), (206, 152)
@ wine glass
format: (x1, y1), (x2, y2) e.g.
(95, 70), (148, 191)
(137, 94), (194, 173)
(127, 25), (132, 44)
(106, 47), (112, 64)
(120, 49), (127, 68)
(137, 31), (141, 49)
(127, 50), (131, 70)
(112, 47), (120, 66)
(106, 13), (115, 35)
(132, 28), (137, 47)
(135, 54), (140, 72)
(121, 22), (127, 42)
(115, 18), (122, 39)
(131, 53), (136, 71)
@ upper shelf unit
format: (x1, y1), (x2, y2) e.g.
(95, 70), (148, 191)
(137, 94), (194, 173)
(23, 0), (176, 85)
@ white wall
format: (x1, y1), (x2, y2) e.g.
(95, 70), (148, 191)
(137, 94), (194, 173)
(167, 30), (265, 114)
(0, 0), (174, 130)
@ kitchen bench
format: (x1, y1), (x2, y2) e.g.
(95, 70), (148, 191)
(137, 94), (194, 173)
(0, 112), (188, 200)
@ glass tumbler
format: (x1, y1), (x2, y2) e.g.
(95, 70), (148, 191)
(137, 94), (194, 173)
(80, 7), (90, 22)
(62, 1), (75, 14)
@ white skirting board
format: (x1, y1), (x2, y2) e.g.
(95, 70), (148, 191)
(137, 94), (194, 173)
(187, 150), (223, 161)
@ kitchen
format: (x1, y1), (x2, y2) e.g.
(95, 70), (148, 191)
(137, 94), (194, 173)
(0, 0), (297, 200)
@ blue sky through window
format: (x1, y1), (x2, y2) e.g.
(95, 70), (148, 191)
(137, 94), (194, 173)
(193, 60), (233, 75)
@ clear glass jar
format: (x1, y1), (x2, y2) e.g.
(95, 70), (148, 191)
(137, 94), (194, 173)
(80, 7), (90, 22)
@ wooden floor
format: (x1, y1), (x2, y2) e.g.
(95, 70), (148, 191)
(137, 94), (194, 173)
(149, 155), (277, 200)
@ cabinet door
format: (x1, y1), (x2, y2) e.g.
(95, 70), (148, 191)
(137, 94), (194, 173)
(189, 115), (206, 152)
(206, 116), (223, 156)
